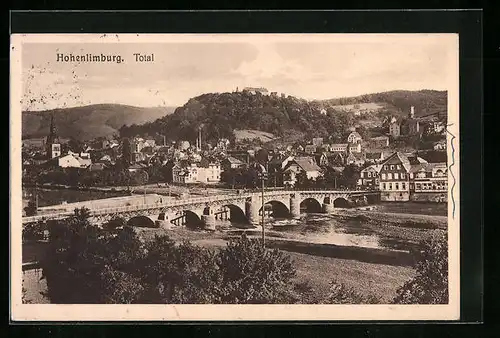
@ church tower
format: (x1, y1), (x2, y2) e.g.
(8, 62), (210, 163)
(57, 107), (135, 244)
(46, 114), (61, 159)
(409, 106), (415, 119)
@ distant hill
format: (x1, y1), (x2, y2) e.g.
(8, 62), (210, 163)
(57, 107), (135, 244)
(116, 89), (448, 145)
(316, 90), (448, 118)
(22, 104), (177, 141)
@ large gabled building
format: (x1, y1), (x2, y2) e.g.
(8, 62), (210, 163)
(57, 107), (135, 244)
(378, 151), (447, 202)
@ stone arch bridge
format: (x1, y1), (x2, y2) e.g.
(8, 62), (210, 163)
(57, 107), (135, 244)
(22, 190), (380, 230)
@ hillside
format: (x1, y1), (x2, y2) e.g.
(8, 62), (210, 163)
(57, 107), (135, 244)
(115, 89), (447, 145)
(22, 104), (177, 141)
(316, 90), (448, 118)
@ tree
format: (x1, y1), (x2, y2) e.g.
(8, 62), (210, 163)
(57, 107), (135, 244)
(340, 164), (361, 188)
(121, 138), (131, 167)
(40, 211), (299, 304)
(24, 200), (37, 216)
(216, 233), (297, 304)
(392, 232), (448, 304)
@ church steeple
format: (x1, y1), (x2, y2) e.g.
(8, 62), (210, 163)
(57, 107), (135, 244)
(46, 114), (61, 159)
(47, 114), (57, 144)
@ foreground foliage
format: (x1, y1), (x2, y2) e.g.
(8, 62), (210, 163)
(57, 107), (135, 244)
(392, 231), (448, 304)
(40, 208), (297, 304)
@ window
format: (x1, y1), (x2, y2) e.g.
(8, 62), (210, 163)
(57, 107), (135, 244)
(402, 183), (406, 190)
(416, 183), (421, 190)
(394, 173), (399, 179)
(397, 164), (401, 169)
(390, 165), (394, 170)
(388, 183), (392, 190)
(395, 183), (399, 190)
(401, 173), (405, 179)
(382, 183), (386, 190)
(387, 173), (392, 180)
(409, 173), (413, 179)
(384, 165), (388, 170)
(381, 173), (386, 180)
(367, 172), (371, 178)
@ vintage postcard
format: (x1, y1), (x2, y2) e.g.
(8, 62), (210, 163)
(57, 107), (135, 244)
(10, 33), (460, 321)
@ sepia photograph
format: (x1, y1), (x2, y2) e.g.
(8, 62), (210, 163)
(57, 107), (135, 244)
(10, 33), (460, 321)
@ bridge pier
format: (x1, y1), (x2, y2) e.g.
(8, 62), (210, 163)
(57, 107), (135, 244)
(201, 207), (216, 231)
(290, 193), (301, 219)
(246, 196), (259, 225)
(202, 214), (216, 231)
(322, 202), (334, 213)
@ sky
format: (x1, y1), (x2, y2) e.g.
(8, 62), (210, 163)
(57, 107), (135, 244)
(20, 34), (457, 111)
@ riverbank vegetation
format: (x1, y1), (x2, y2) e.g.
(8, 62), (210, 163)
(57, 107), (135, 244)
(35, 208), (448, 304)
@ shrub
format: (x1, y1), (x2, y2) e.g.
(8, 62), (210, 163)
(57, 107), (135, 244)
(216, 233), (297, 304)
(103, 216), (127, 230)
(40, 212), (298, 304)
(392, 231), (448, 304)
(24, 201), (37, 216)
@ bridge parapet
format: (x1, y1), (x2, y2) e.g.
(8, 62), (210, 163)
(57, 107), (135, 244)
(21, 189), (380, 225)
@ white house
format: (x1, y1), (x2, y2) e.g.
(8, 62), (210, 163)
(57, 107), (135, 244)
(172, 162), (221, 184)
(58, 153), (91, 168)
(349, 143), (362, 153)
(330, 143), (348, 152)
(283, 157), (322, 187)
(347, 131), (363, 144)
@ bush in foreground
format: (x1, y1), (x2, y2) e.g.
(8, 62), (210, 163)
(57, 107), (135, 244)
(392, 231), (448, 304)
(40, 209), (297, 304)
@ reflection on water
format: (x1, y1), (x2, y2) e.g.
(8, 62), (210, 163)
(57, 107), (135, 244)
(219, 213), (385, 250)
(270, 214), (383, 249)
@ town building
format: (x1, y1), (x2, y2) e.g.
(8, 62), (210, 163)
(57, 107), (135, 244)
(358, 164), (382, 189)
(389, 117), (401, 138)
(327, 152), (346, 166)
(347, 131), (362, 144)
(378, 152), (412, 201)
(312, 137), (324, 146)
(172, 161), (221, 184)
(349, 143), (362, 153)
(242, 87), (269, 95)
(346, 152), (365, 166)
(221, 156), (246, 171)
(330, 143), (348, 152)
(22, 138), (46, 150)
(409, 162), (448, 202)
(402, 106), (420, 136)
(369, 135), (390, 148)
(433, 140), (447, 150)
(57, 153), (92, 169)
(304, 145), (317, 154)
(283, 157), (322, 187)
(365, 152), (385, 164)
(378, 151), (447, 202)
(314, 153), (329, 167)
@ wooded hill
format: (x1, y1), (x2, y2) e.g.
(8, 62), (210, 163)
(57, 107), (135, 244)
(118, 89), (447, 146)
(22, 104), (177, 141)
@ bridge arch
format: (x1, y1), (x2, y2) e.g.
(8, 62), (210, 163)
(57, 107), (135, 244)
(223, 204), (248, 225)
(259, 200), (290, 218)
(184, 210), (203, 229)
(127, 215), (156, 228)
(300, 198), (322, 213)
(333, 197), (350, 208)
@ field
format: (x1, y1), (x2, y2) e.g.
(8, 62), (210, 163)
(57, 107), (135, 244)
(233, 129), (276, 142)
